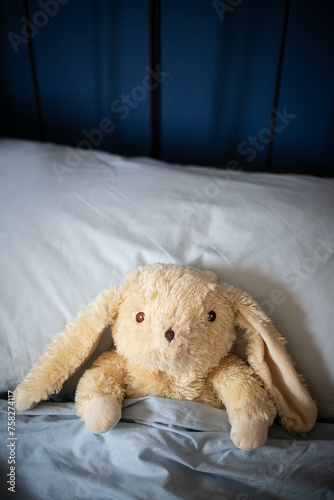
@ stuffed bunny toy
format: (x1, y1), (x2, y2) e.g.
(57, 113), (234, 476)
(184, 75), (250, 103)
(15, 263), (317, 450)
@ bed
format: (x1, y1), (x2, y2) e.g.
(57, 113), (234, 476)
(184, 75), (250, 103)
(0, 138), (334, 499)
(1, 1), (334, 498)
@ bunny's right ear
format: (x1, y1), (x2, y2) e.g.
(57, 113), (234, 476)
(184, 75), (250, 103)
(228, 285), (317, 434)
(15, 286), (122, 411)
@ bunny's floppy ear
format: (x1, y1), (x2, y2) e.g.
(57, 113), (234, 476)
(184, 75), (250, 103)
(15, 286), (121, 411)
(227, 285), (317, 434)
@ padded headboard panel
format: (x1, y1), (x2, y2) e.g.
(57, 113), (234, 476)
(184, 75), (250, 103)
(0, 0), (333, 175)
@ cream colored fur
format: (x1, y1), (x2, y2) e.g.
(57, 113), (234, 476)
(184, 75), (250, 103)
(15, 263), (317, 450)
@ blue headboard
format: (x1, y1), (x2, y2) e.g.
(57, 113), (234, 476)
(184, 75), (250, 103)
(1, 0), (333, 176)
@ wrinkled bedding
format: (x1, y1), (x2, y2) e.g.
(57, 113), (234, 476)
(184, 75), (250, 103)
(1, 397), (334, 500)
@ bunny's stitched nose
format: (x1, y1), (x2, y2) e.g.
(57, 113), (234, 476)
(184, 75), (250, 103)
(165, 329), (175, 343)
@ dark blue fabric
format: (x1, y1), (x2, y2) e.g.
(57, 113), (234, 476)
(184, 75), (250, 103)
(0, 0), (333, 174)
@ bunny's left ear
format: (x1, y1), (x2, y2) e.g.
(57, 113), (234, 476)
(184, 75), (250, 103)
(227, 285), (317, 434)
(15, 286), (122, 411)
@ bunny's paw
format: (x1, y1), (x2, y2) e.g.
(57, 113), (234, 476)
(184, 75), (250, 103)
(231, 418), (269, 450)
(82, 394), (121, 434)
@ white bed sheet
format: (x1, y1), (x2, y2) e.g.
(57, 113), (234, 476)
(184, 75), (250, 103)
(0, 139), (333, 418)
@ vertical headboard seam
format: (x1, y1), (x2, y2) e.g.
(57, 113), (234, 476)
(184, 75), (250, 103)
(22, 0), (45, 142)
(149, 0), (162, 159)
(266, 0), (291, 171)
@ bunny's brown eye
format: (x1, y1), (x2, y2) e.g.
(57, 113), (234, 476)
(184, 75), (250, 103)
(136, 312), (145, 323)
(208, 311), (216, 322)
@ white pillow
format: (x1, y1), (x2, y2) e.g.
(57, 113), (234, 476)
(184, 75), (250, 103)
(1, 139), (333, 419)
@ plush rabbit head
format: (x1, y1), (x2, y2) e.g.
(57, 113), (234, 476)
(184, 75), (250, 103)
(15, 263), (317, 437)
(112, 264), (236, 376)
